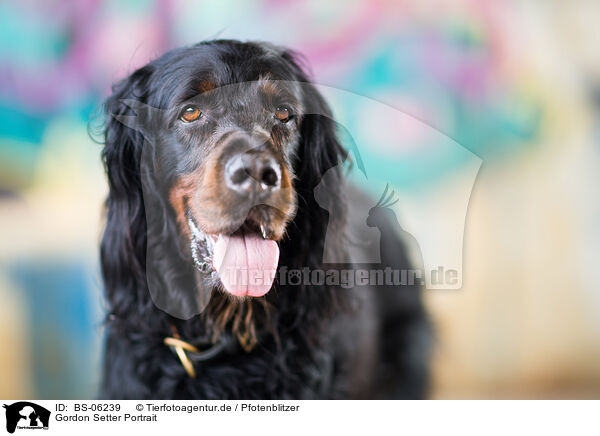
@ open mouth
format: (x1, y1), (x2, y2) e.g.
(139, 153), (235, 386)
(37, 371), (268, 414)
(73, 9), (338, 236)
(187, 212), (279, 297)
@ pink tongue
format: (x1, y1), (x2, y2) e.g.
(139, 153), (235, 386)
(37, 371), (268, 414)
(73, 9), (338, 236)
(213, 233), (279, 297)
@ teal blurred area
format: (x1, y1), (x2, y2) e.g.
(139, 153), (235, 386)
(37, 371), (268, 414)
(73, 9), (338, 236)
(1, 1), (599, 399)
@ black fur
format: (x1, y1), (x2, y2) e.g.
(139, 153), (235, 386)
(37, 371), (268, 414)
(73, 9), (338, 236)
(99, 40), (431, 399)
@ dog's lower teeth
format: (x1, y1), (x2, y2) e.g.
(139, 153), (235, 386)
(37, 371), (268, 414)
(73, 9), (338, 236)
(260, 225), (267, 239)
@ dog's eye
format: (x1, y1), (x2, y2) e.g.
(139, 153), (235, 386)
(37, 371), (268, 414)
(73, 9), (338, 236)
(274, 106), (292, 123)
(180, 105), (202, 123)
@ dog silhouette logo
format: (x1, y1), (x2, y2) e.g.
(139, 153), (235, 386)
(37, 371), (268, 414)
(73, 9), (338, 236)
(2, 402), (50, 433)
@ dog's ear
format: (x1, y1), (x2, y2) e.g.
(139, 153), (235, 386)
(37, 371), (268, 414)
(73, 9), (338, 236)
(280, 50), (348, 187)
(101, 65), (154, 314)
(279, 50), (349, 266)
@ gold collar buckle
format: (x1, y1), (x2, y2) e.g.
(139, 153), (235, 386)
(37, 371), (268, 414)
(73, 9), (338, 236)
(164, 336), (199, 378)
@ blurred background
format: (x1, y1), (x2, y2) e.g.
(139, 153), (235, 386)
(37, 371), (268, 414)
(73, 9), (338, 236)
(1, 0), (599, 399)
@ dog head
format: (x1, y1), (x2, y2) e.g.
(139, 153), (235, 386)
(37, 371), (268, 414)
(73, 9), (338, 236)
(102, 40), (346, 319)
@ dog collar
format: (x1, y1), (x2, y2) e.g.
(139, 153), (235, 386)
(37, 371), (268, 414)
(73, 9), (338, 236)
(163, 324), (236, 378)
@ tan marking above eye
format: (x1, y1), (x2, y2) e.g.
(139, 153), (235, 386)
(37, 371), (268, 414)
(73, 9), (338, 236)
(197, 80), (215, 93)
(180, 106), (202, 122)
(274, 106), (290, 122)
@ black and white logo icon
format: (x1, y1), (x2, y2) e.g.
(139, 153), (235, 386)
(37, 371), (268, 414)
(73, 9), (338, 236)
(3, 402), (50, 434)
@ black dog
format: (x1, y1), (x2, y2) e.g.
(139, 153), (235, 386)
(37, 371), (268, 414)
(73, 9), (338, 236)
(100, 39), (431, 399)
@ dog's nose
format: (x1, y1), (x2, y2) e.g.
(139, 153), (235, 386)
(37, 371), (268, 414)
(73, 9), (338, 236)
(225, 152), (281, 195)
